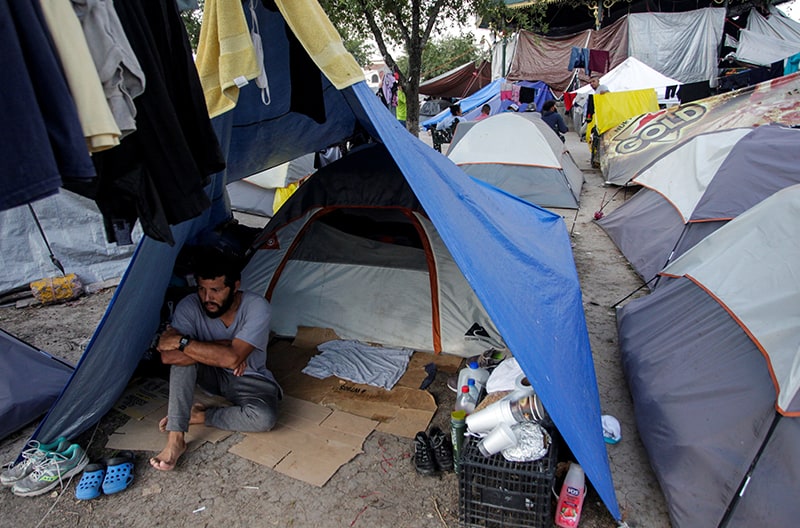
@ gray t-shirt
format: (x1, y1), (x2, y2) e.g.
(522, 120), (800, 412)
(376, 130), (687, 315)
(171, 290), (277, 385)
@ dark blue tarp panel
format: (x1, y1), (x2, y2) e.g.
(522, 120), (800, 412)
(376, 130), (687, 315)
(0, 329), (72, 440)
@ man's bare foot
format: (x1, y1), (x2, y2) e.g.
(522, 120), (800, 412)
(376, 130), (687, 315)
(150, 432), (187, 471)
(158, 403), (207, 432)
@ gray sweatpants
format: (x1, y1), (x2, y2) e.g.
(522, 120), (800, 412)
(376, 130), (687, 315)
(166, 364), (281, 433)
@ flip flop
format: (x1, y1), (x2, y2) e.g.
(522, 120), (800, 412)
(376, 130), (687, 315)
(101, 451), (134, 495)
(75, 462), (106, 500)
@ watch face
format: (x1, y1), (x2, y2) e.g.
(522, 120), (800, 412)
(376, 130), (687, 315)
(179, 336), (190, 349)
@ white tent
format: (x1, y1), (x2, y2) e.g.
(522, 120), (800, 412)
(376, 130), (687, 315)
(446, 112), (584, 209)
(574, 56), (681, 105)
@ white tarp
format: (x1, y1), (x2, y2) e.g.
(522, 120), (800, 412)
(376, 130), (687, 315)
(0, 190), (141, 295)
(628, 8), (725, 85)
(747, 5), (800, 43)
(491, 33), (518, 80)
(735, 28), (800, 66)
(735, 6), (800, 66)
(574, 57), (681, 105)
(662, 184), (800, 413)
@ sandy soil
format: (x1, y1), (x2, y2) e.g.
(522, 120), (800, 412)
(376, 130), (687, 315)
(0, 131), (670, 528)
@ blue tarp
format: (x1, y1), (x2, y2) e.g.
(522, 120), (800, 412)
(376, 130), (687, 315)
(421, 79), (555, 129)
(28, 2), (620, 521)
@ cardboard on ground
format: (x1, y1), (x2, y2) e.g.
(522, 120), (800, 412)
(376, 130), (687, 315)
(269, 327), (463, 438)
(106, 378), (233, 452)
(106, 328), (464, 486)
(229, 396), (378, 487)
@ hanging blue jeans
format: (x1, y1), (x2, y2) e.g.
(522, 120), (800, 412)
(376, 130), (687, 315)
(568, 47), (590, 75)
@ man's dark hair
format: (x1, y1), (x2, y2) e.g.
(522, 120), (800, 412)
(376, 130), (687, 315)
(191, 248), (242, 288)
(542, 100), (557, 112)
(449, 103), (462, 116)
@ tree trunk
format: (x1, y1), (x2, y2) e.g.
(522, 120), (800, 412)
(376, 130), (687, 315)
(405, 40), (423, 137)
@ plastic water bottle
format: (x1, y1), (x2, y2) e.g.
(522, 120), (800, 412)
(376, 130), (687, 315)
(466, 378), (480, 402)
(455, 385), (477, 414)
(457, 361), (490, 395)
(555, 462), (586, 528)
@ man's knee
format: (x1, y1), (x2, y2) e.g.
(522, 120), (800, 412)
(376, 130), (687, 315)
(240, 399), (279, 432)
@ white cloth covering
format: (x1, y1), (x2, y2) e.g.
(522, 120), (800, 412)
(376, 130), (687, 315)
(302, 339), (414, 390)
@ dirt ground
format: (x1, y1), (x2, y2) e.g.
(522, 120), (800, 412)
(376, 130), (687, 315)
(0, 130), (671, 528)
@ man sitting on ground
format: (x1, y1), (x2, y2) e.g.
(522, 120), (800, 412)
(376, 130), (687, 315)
(150, 249), (282, 471)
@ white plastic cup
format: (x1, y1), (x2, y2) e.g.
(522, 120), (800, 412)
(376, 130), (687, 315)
(477, 423), (518, 457)
(465, 400), (516, 434)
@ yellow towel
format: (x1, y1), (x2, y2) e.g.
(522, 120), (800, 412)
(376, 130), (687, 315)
(195, 0), (260, 118)
(275, 0), (364, 90)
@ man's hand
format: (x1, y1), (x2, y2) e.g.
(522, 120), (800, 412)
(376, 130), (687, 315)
(156, 327), (182, 352)
(233, 361), (247, 377)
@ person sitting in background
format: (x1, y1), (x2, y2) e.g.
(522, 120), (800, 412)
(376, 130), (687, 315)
(474, 104), (491, 121)
(436, 103), (462, 131)
(541, 100), (568, 141)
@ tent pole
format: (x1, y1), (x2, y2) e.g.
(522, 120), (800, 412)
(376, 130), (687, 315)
(27, 203), (66, 276)
(717, 411), (781, 528)
(610, 275), (656, 308)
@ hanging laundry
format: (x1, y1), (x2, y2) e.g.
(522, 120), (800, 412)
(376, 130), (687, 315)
(677, 80), (711, 103)
(72, 0), (145, 141)
(589, 49), (610, 75)
(39, 0), (121, 153)
(786, 52), (800, 75)
(83, 0), (225, 245)
(568, 47), (590, 75)
(196, 0), (261, 118)
(563, 91), (577, 112)
(0, 0), (95, 213)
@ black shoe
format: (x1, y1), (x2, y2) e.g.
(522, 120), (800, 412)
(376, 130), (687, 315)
(428, 426), (454, 472)
(413, 431), (437, 475)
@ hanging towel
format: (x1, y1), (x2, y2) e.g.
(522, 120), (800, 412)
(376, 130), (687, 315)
(589, 49), (610, 74)
(195, 0), (260, 118)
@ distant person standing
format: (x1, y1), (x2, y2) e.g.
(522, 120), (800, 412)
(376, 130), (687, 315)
(474, 104), (491, 122)
(584, 76), (609, 168)
(396, 84), (407, 128)
(541, 100), (568, 141)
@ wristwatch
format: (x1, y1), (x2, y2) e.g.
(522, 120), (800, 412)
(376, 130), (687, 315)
(178, 335), (191, 351)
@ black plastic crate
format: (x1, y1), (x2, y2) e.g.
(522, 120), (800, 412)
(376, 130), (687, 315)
(458, 432), (558, 528)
